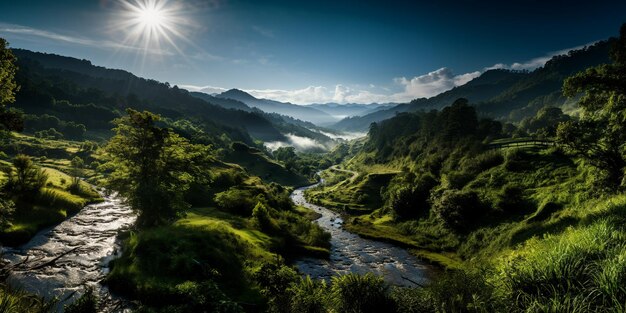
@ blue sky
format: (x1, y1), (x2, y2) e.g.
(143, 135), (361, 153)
(1, 0), (625, 104)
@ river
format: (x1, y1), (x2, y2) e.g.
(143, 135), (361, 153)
(1, 191), (135, 311)
(1, 179), (432, 312)
(292, 181), (434, 287)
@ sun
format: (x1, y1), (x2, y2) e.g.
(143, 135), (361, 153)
(137, 7), (165, 28)
(113, 0), (190, 55)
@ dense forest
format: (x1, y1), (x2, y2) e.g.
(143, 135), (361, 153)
(1, 13), (626, 313)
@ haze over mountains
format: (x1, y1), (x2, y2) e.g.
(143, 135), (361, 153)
(9, 38), (613, 156)
(180, 40), (613, 135)
(334, 40), (611, 131)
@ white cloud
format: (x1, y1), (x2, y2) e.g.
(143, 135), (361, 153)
(179, 42), (597, 105)
(392, 68), (481, 101)
(178, 85), (227, 94)
(316, 130), (367, 141)
(264, 133), (330, 151)
(243, 85), (393, 105)
(246, 86), (333, 104)
(485, 42), (597, 71)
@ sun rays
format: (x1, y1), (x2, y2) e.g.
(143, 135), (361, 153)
(111, 0), (192, 59)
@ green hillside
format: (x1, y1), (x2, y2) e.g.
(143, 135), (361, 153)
(333, 40), (611, 132)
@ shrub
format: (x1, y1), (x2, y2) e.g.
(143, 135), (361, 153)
(251, 202), (277, 233)
(253, 262), (299, 313)
(330, 273), (394, 313)
(444, 170), (475, 189)
(504, 149), (530, 171)
(464, 150), (504, 173)
(0, 197), (14, 228)
(64, 288), (97, 313)
(495, 182), (526, 212)
(389, 287), (433, 313)
(390, 173), (437, 219)
(214, 188), (257, 215)
(290, 277), (328, 313)
(165, 281), (243, 313)
(425, 269), (503, 312)
(432, 189), (486, 232)
(3, 155), (48, 195)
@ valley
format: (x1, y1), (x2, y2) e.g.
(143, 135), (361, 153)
(1, 3), (626, 312)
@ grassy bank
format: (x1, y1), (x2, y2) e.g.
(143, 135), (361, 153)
(106, 192), (330, 311)
(0, 165), (102, 246)
(0, 134), (103, 246)
(305, 148), (599, 269)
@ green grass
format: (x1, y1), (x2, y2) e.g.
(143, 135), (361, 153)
(488, 195), (626, 311)
(224, 148), (311, 187)
(107, 203), (330, 309)
(306, 167), (397, 213)
(106, 207), (278, 307)
(310, 148), (604, 271)
(0, 166), (102, 246)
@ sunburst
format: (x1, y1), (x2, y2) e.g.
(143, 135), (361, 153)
(112, 0), (190, 56)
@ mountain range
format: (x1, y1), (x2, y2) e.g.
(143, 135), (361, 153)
(333, 40), (612, 131)
(10, 49), (335, 151)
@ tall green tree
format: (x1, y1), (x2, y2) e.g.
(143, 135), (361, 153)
(103, 109), (209, 227)
(0, 38), (22, 134)
(557, 24), (626, 188)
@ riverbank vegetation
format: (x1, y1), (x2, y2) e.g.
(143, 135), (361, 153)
(301, 24), (626, 312)
(98, 108), (331, 311)
(2, 19), (626, 313)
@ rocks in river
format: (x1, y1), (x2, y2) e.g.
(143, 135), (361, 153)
(292, 183), (433, 288)
(2, 192), (137, 311)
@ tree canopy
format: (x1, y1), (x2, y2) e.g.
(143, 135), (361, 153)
(103, 109), (212, 227)
(558, 23), (626, 188)
(0, 38), (22, 133)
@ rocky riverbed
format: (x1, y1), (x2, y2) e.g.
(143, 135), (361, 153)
(291, 182), (434, 287)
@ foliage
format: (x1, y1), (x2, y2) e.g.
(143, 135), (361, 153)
(289, 276), (327, 313)
(0, 38), (22, 134)
(68, 156), (84, 193)
(102, 109), (212, 227)
(519, 106), (570, 138)
(251, 202), (277, 232)
(0, 285), (56, 313)
(389, 172), (437, 219)
(253, 262), (299, 313)
(330, 273), (394, 313)
(255, 264), (396, 313)
(431, 189), (486, 232)
(0, 38), (18, 107)
(64, 288), (97, 313)
(558, 24), (626, 189)
(0, 197), (14, 230)
(3, 154), (48, 195)
(214, 188), (258, 215)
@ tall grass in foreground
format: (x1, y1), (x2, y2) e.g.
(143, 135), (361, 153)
(490, 195), (626, 312)
(0, 285), (55, 313)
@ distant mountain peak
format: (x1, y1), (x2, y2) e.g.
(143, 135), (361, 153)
(219, 89), (258, 101)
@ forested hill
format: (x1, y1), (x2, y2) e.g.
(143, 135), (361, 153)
(10, 49), (329, 145)
(333, 40), (612, 131)
(217, 89), (339, 126)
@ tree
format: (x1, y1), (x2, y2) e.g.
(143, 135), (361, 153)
(103, 109), (209, 227)
(557, 24), (626, 188)
(431, 189), (485, 232)
(0, 38), (18, 108)
(69, 156), (84, 193)
(273, 146), (297, 170)
(4, 154), (48, 194)
(0, 38), (22, 134)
